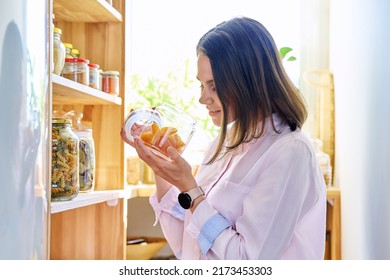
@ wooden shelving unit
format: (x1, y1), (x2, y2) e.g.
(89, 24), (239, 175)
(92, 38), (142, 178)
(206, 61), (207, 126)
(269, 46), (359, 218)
(49, 0), (127, 260)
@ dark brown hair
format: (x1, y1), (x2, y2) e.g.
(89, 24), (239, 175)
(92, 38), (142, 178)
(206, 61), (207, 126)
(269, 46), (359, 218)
(196, 17), (307, 164)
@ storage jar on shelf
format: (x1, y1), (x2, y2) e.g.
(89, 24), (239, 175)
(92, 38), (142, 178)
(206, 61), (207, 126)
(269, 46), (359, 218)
(102, 70), (120, 96)
(53, 27), (65, 75)
(61, 57), (90, 85)
(65, 110), (96, 193)
(51, 118), (80, 201)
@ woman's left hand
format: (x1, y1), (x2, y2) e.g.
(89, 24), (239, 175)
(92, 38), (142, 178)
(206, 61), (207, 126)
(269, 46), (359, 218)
(133, 136), (197, 192)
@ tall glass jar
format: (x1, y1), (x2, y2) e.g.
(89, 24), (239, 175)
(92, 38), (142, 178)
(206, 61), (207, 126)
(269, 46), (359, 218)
(53, 27), (65, 75)
(65, 110), (96, 192)
(51, 118), (80, 201)
(88, 63), (100, 90)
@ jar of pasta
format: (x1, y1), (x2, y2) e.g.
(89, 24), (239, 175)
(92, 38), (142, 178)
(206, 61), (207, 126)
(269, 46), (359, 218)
(65, 110), (96, 193)
(51, 118), (80, 201)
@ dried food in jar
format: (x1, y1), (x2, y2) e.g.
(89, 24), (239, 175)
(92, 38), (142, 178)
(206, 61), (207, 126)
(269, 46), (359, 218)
(51, 118), (79, 201)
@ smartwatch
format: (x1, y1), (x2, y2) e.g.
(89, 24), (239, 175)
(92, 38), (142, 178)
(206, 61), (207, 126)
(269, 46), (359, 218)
(178, 186), (204, 209)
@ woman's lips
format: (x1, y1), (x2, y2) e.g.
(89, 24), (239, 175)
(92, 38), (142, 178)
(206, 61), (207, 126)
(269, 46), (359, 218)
(209, 110), (220, 117)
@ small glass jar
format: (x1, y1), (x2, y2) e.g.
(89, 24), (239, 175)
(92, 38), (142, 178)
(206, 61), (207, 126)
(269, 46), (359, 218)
(64, 42), (73, 58)
(65, 110), (96, 193)
(51, 118), (80, 201)
(102, 70), (120, 96)
(98, 69), (104, 91)
(88, 63), (100, 90)
(71, 48), (80, 58)
(53, 27), (65, 75)
(62, 57), (90, 85)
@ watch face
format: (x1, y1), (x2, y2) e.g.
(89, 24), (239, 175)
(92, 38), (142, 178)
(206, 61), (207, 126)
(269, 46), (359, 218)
(178, 193), (192, 209)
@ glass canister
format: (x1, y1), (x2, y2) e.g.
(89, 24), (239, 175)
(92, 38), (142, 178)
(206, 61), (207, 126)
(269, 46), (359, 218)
(71, 48), (80, 58)
(64, 42), (73, 58)
(62, 57), (90, 85)
(53, 27), (65, 75)
(51, 118), (80, 201)
(88, 63), (100, 90)
(65, 110), (96, 192)
(102, 70), (120, 96)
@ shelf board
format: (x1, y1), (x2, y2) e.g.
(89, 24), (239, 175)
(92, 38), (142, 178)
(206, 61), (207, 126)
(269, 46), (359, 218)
(51, 188), (138, 214)
(52, 74), (122, 105)
(54, 0), (122, 23)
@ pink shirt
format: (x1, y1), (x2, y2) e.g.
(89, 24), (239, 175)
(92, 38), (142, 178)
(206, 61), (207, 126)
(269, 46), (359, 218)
(149, 114), (327, 259)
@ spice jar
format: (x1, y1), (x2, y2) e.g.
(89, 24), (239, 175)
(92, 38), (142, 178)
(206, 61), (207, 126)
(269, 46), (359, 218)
(64, 42), (73, 58)
(88, 63), (100, 90)
(62, 57), (90, 85)
(51, 118), (80, 201)
(53, 27), (65, 75)
(65, 110), (96, 193)
(102, 70), (120, 96)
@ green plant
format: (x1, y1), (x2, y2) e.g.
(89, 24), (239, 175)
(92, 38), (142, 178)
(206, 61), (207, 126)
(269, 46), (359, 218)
(279, 47), (297, 61)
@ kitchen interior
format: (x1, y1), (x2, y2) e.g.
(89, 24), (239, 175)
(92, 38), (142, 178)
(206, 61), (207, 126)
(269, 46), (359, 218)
(0, 0), (389, 261)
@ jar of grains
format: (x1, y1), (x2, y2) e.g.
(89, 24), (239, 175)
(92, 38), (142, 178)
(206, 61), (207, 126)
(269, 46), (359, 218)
(62, 58), (90, 85)
(53, 27), (65, 75)
(51, 118), (80, 201)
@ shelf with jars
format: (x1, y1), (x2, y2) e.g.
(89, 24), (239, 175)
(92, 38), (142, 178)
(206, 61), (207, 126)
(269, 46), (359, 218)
(49, 0), (128, 260)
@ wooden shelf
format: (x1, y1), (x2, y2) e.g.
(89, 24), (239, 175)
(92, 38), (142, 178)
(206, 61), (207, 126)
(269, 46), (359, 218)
(50, 185), (155, 214)
(54, 0), (122, 23)
(52, 74), (122, 105)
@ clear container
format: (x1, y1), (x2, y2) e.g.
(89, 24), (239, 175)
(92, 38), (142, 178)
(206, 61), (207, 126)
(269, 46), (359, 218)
(62, 57), (90, 85)
(71, 48), (80, 58)
(102, 70), (120, 96)
(88, 63), (100, 89)
(65, 110), (96, 193)
(124, 103), (197, 161)
(312, 138), (333, 187)
(51, 118), (80, 201)
(64, 42), (73, 58)
(53, 27), (65, 75)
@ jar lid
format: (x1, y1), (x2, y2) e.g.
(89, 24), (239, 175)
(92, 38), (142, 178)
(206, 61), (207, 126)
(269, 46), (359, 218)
(52, 117), (71, 124)
(103, 70), (120, 76)
(63, 43), (73, 49)
(71, 48), (80, 55)
(53, 27), (62, 35)
(88, 63), (100, 69)
(65, 57), (90, 64)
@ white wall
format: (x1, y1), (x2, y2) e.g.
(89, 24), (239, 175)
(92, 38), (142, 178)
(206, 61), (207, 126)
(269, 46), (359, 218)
(330, 0), (390, 259)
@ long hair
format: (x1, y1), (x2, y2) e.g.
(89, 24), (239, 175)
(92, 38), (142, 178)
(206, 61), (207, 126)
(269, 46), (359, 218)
(196, 17), (307, 164)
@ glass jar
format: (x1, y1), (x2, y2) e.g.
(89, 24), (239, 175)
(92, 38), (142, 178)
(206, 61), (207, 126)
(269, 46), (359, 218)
(64, 42), (73, 58)
(88, 63), (100, 90)
(102, 70), (120, 96)
(71, 48), (80, 58)
(62, 57), (90, 85)
(312, 138), (332, 187)
(53, 27), (65, 75)
(51, 118), (80, 201)
(65, 110), (96, 193)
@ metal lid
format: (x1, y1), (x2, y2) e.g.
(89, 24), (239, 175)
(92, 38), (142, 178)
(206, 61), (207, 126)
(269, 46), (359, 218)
(52, 117), (71, 124)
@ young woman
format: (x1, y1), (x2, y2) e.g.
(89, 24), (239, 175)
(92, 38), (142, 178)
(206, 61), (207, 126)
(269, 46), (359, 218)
(121, 16), (327, 259)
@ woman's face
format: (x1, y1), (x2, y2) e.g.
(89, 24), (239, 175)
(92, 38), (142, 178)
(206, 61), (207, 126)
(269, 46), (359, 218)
(197, 54), (224, 127)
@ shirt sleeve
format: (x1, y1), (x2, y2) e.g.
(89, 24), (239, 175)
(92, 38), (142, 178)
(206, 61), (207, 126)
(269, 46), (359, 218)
(149, 186), (186, 258)
(187, 136), (323, 259)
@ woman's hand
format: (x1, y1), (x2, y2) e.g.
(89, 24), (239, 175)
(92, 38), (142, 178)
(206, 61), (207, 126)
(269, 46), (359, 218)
(120, 122), (145, 147)
(133, 136), (197, 192)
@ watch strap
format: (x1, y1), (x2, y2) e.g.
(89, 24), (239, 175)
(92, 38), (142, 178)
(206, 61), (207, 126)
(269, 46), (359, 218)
(187, 185), (204, 201)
